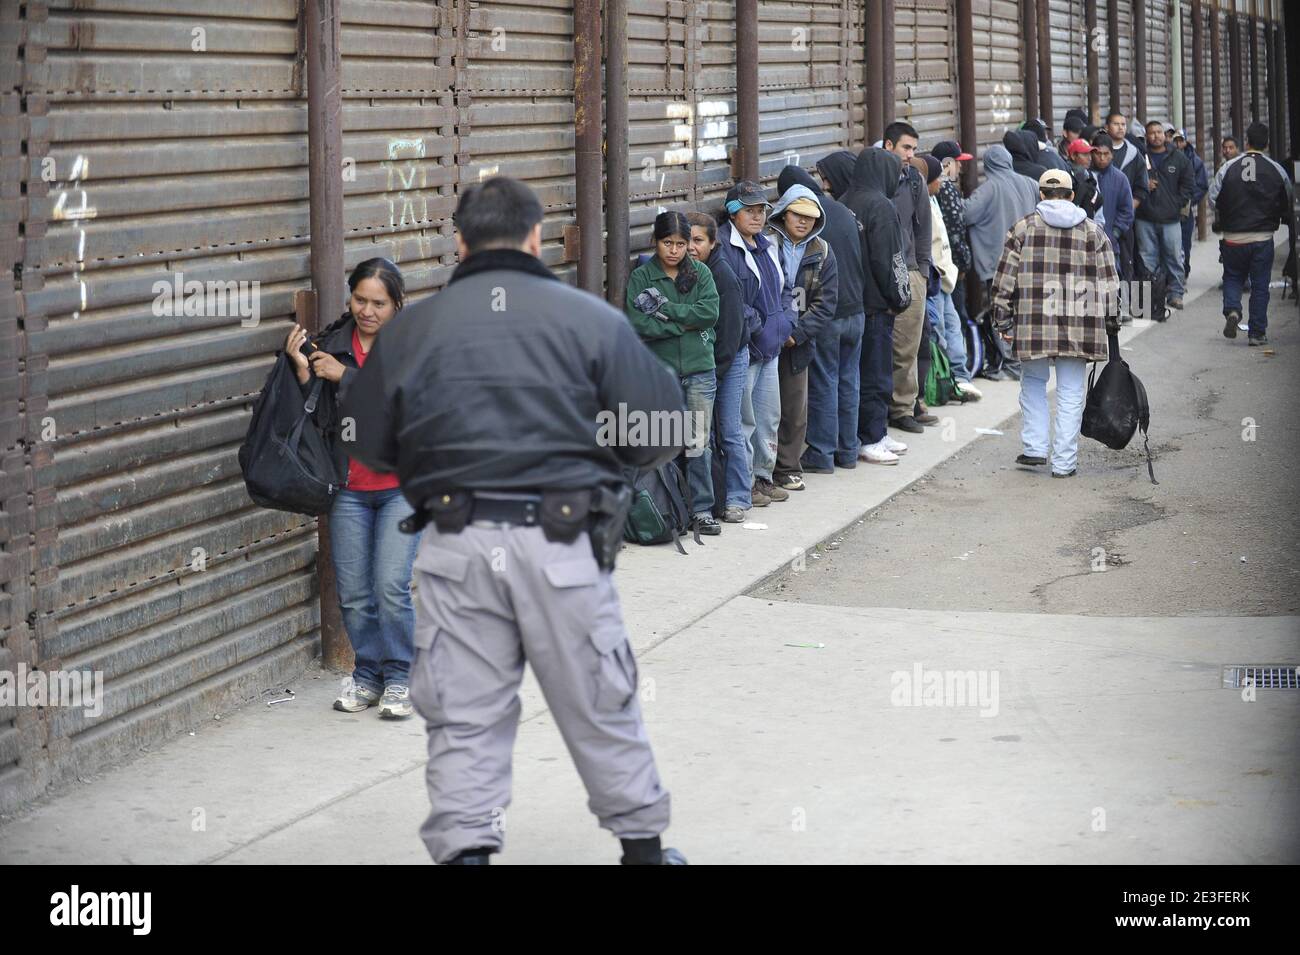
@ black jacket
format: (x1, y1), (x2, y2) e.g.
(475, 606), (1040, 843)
(816, 150), (858, 202)
(840, 147), (912, 315)
(1209, 150), (1296, 235)
(1004, 130), (1048, 183)
(705, 246), (746, 382)
(778, 164), (865, 319)
(1136, 146), (1194, 224)
(1110, 138), (1151, 207)
(342, 249), (685, 503)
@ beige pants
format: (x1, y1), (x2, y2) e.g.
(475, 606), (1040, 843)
(890, 270), (928, 419)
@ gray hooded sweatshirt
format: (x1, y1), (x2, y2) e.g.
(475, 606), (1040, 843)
(964, 144), (1041, 281)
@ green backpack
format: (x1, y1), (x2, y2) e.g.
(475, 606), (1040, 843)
(924, 338), (964, 407)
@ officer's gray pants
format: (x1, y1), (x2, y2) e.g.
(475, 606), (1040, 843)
(408, 523), (671, 863)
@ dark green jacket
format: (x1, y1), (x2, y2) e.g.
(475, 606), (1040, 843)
(624, 256), (719, 376)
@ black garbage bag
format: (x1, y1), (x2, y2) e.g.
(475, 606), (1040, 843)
(1081, 331), (1157, 484)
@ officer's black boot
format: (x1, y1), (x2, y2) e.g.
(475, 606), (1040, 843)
(619, 837), (688, 865)
(445, 848), (493, 865)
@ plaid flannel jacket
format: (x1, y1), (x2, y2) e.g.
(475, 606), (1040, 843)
(990, 210), (1121, 362)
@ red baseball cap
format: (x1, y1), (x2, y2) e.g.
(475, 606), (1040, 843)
(1067, 139), (1094, 156)
(931, 140), (973, 163)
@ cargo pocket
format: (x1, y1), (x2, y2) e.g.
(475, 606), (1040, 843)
(411, 546), (471, 650)
(542, 556), (602, 638)
(588, 619), (638, 713)
(409, 630), (444, 716)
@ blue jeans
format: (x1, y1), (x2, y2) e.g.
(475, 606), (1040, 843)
(679, 368), (717, 517)
(1221, 239), (1275, 337)
(804, 313), (866, 469)
(716, 346), (752, 508)
(928, 290), (970, 382)
(1019, 357), (1088, 475)
(857, 311), (895, 446)
(742, 354), (781, 483)
(330, 487), (419, 691)
(1136, 219), (1187, 299)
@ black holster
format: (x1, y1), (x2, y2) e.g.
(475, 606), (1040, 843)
(587, 483), (632, 571)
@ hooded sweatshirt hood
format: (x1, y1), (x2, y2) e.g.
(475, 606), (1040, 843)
(982, 143), (1016, 176)
(816, 150), (858, 200)
(962, 144), (1041, 281)
(777, 164), (824, 198)
(848, 147), (902, 199)
(1004, 129), (1048, 181)
(769, 184), (827, 243)
(1036, 198), (1086, 228)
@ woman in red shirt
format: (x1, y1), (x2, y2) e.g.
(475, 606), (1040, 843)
(284, 259), (417, 718)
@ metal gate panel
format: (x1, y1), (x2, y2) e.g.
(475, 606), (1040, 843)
(1182, 0), (1197, 142)
(20, 0), (321, 795)
(895, 0), (958, 145)
(848, 0), (865, 146)
(460, 0), (578, 281)
(696, 0), (742, 211)
(971, 0), (1025, 157)
(757, 0), (849, 186)
(1254, 14), (1268, 126)
(1049, 0), (1088, 130)
(1147, 0), (1172, 123)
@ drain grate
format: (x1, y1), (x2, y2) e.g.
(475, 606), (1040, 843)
(1222, 665), (1300, 690)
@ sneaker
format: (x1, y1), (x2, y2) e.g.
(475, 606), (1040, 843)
(982, 367), (1010, 380)
(754, 478), (789, 502)
(1015, 453), (1047, 467)
(1168, 297), (1184, 310)
(694, 514), (722, 536)
(889, 415), (925, 434)
(1050, 469), (1077, 478)
(334, 682), (382, 713)
(859, 441), (900, 465)
(957, 380), (983, 400)
(1248, 334), (1269, 347)
(881, 435), (908, 454)
(750, 484), (771, 507)
(378, 684), (413, 719)
(776, 473), (805, 491)
(915, 412), (939, 425)
(722, 506), (747, 523)
(1223, 309), (1240, 339)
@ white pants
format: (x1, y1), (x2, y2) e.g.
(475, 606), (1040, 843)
(1019, 357), (1088, 475)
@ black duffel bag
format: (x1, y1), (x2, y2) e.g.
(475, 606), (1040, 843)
(1081, 331), (1157, 484)
(239, 353), (343, 515)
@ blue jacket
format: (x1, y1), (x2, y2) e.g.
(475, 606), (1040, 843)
(1094, 163), (1135, 249)
(1182, 143), (1209, 207)
(716, 219), (796, 363)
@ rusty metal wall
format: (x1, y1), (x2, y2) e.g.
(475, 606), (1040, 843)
(971, 0), (1025, 154)
(1048, 0), (1088, 130)
(894, 0), (959, 144)
(1147, 0), (1172, 122)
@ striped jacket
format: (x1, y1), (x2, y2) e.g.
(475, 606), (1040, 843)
(990, 201), (1121, 362)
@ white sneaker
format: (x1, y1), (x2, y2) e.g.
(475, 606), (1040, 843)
(378, 684), (413, 719)
(334, 681), (382, 713)
(859, 441), (900, 465)
(881, 435), (908, 455)
(957, 380), (983, 400)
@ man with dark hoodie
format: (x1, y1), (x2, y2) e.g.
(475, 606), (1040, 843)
(882, 121), (934, 434)
(840, 147), (913, 464)
(1136, 119), (1194, 309)
(1005, 128), (1049, 185)
(767, 182), (838, 491)
(815, 150), (858, 203)
(779, 163), (866, 474)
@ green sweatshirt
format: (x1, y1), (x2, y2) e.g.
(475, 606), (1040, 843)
(624, 255), (719, 376)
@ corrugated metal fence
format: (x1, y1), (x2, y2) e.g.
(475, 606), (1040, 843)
(0, 0), (1289, 811)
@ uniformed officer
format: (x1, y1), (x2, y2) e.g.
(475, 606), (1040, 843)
(342, 176), (689, 865)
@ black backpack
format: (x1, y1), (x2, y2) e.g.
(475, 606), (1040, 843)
(1081, 331), (1157, 483)
(238, 353), (343, 515)
(623, 460), (693, 553)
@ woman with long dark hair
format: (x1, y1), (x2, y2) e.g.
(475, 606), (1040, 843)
(624, 211), (721, 533)
(283, 257), (418, 718)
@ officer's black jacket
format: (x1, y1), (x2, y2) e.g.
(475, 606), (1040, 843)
(341, 248), (686, 507)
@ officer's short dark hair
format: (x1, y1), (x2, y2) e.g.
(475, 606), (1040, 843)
(1246, 122), (1269, 150)
(453, 177), (544, 252)
(883, 121), (919, 146)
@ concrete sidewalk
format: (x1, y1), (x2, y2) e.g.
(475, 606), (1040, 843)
(0, 229), (1289, 864)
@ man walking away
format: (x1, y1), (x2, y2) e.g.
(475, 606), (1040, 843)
(767, 181), (839, 491)
(779, 164), (866, 473)
(841, 147), (913, 464)
(1135, 120), (1194, 310)
(1208, 122), (1296, 345)
(342, 176), (688, 865)
(882, 120), (933, 433)
(991, 170), (1121, 478)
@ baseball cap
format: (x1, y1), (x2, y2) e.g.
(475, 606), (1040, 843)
(1173, 128), (1187, 140)
(785, 196), (821, 218)
(1063, 115), (1087, 134)
(1066, 139), (1094, 156)
(1038, 169), (1072, 189)
(917, 154), (942, 184)
(931, 140), (973, 163)
(724, 180), (770, 215)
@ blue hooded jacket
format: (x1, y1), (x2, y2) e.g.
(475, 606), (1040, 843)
(716, 218), (796, 363)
